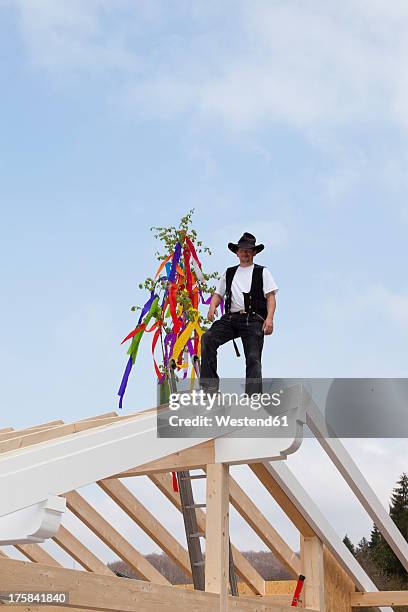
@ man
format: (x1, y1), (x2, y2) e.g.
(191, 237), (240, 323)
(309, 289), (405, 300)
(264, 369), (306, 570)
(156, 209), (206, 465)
(200, 232), (278, 395)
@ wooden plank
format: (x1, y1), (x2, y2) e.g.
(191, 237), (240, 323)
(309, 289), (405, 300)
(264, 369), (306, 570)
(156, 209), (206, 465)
(301, 536), (325, 611)
(324, 546), (353, 612)
(63, 490), (169, 585)
(109, 440), (215, 477)
(250, 463), (316, 537)
(15, 544), (61, 567)
(97, 478), (192, 576)
(0, 421), (65, 442)
(149, 472), (266, 596)
(0, 413), (117, 445)
(79, 412), (118, 421)
(0, 414), (139, 454)
(351, 591), (408, 607)
(0, 559), (307, 612)
(0, 414), (118, 445)
(227, 472), (301, 577)
(205, 464), (229, 612)
(53, 525), (113, 575)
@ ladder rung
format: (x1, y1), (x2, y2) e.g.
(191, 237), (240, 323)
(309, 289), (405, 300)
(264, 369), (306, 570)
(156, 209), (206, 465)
(185, 503), (206, 509)
(189, 532), (205, 538)
(180, 474), (206, 480)
(193, 561), (205, 567)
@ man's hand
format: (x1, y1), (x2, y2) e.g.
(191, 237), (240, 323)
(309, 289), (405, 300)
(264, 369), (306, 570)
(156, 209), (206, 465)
(207, 293), (222, 322)
(262, 318), (274, 335)
(208, 307), (217, 322)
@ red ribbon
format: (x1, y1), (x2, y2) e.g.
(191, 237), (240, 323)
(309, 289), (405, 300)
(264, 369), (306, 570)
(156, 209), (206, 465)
(185, 237), (202, 270)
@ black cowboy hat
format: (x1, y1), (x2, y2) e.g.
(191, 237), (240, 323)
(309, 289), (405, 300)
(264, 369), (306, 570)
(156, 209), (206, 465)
(228, 232), (264, 254)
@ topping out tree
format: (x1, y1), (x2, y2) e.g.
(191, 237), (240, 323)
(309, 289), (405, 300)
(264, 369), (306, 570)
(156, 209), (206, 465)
(118, 209), (220, 409)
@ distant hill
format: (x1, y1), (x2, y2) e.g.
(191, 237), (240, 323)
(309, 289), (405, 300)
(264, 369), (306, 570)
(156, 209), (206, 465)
(108, 550), (296, 584)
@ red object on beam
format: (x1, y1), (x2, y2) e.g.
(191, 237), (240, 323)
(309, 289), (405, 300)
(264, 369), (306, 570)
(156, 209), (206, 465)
(291, 574), (305, 607)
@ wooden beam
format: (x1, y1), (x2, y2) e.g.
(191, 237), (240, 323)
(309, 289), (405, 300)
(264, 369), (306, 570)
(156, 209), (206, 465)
(351, 591), (408, 607)
(0, 414), (118, 444)
(205, 464), (229, 612)
(250, 463), (316, 537)
(63, 490), (169, 585)
(53, 525), (113, 575)
(109, 440), (215, 477)
(300, 536), (325, 611)
(15, 544), (61, 566)
(149, 472), (266, 596)
(0, 559), (304, 612)
(0, 414), (139, 454)
(227, 472), (301, 577)
(97, 478), (192, 576)
(0, 421), (65, 442)
(323, 546), (353, 612)
(79, 411), (118, 421)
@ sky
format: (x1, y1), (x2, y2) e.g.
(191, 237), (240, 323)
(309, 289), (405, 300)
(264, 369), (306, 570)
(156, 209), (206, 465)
(1, 0), (407, 568)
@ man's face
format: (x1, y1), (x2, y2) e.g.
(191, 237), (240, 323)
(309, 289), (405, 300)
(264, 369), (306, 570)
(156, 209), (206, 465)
(237, 247), (256, 265)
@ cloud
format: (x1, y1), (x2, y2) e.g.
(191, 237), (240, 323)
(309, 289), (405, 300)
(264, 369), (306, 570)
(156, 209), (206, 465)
(10, 0), (140, 75)
(321, 283), (408, 331)
(119, 1), (408, 130)
(5, 0), (408, 131)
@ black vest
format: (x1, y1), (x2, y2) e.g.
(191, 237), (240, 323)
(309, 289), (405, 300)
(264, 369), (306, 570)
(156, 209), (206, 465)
(224, 263), (267, 319)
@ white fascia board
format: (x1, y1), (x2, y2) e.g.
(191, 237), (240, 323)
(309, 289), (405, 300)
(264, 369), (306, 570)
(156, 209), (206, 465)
(306, 398), (408, 572)
(0, 495), (66, 545)
(0, 409), (213, 517)
(215, 384), (307, 464)
(214, 384), (310, 465)
(215, 437), (303, 464)
(264, 460), (392, 612)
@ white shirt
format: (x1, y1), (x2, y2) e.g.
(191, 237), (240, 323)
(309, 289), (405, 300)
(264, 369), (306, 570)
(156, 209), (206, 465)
(215, 264), (278, 313)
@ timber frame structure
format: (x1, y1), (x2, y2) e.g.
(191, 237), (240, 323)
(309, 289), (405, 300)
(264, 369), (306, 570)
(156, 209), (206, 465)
(1, 383), (408, 611)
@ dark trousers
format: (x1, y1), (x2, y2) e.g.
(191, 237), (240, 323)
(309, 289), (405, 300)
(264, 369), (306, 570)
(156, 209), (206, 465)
(200, 312), (265, 395)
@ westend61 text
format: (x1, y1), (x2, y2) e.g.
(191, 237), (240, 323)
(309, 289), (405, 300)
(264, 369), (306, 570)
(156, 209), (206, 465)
(168, 390), (282, 411)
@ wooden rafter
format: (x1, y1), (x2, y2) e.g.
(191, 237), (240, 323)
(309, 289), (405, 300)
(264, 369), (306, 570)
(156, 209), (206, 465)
(148, 472), (266, 596)
(97, 478), (192, 577)
(63, 490), (169, 585)
(0, 427), (13, 434)
(109, 440), (215, 477)
(53, 525), (114, 575)
(215, 469), (301, 577)
(0, 413), (139, 454)
(0, 421), (64, 442)
(15, 544), (61, 567)
(250, 463), (316, 537)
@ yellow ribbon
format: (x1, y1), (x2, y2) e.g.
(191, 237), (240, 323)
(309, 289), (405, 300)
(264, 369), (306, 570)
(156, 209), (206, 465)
(170, 310), (203, 364)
